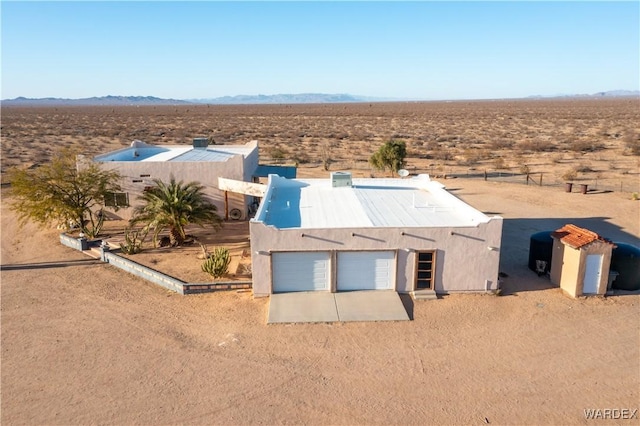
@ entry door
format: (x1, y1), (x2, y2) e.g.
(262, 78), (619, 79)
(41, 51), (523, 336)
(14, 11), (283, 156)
(583, 254), (603, 294)
(272, 252), (330, 293)
(415, 251), (435, 290)
(337, 251), (395, 291)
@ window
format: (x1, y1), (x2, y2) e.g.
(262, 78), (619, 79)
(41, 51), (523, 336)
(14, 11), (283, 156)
(104, 192), (129, 208)
(415, 251), (435, 290)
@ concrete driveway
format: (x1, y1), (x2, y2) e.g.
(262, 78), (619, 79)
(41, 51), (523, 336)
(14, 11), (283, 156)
(267, 290), (410, 324)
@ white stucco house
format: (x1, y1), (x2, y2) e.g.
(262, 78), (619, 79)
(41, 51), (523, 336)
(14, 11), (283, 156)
(250, 172), (503, 298)
(81, 138), (262, 220)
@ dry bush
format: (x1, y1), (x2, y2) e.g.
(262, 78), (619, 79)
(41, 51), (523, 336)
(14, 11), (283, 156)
(575, 163), (595, 173)
(487, 139), (514, 150)
(562, 168), (578, 181)
(567, 139), (605, 153)
(517, 139), (556, 153)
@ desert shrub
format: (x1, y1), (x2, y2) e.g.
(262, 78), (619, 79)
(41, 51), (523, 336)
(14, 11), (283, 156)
(436, 135), (459, 143)
(517, 139), (556, 153)
(624, 131), (640, 155)
(292, 153), (311, 164)
(461, 148), (487, 166)
(568, 139), (605, 152)
(575, 163), (594, 173)
(493, 157), (507, 170)
(432, 147), (454, 161)
(487, 139), (514, 150)
(562, 168), (578, 182)
(201, 247), (231, 278)
(269, 147), (287, 163)
(519, 164), (531, 175)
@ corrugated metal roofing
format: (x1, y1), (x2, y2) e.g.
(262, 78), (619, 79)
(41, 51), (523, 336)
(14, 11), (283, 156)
(551, 224), (615, 249)
(257, 175), (493, 229)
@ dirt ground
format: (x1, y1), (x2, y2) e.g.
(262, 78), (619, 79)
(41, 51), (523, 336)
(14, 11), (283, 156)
(2, 175), (639, 425)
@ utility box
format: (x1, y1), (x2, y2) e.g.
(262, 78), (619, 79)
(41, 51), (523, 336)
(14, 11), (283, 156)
(331, 171), (352, 188)
(192, 138), (209, 149)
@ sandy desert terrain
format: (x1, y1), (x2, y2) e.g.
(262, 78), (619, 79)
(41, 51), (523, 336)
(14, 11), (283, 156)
(1, 100), (639, 424)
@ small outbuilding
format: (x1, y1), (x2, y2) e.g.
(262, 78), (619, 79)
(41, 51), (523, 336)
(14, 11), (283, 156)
(550, 224), (616, 297)
(250, 173), (503, 298)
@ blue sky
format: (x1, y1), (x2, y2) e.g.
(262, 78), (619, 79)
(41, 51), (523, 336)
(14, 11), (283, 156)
(2, 1), (638, 100)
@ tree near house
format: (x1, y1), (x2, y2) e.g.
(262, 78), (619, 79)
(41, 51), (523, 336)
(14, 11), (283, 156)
(7, 149), (122, 238)
(130, 176), (223, 247)
(369, 140), (407, 176)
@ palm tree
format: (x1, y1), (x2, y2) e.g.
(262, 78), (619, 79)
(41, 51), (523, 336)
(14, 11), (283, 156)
(130, 177), (222, 246)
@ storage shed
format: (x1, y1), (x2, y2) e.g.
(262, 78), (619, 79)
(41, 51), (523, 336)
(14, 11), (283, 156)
(550, 224), (615, 297)
(250, 173), (503, 298)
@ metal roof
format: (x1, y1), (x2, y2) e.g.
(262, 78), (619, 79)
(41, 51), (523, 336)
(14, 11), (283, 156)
(94, 141), (255, 163)
(254, 174), (494, 229)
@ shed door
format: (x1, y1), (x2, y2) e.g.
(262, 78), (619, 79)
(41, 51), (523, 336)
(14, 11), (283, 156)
(272, 252), (330, 293)
(583, 254), (603, 294)
(337, 251), (395, 291)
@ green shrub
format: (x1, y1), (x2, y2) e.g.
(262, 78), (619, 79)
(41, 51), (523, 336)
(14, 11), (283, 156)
(202, 247), (231, 278)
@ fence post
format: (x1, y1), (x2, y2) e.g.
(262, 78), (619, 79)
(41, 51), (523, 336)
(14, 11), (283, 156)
(539, 173), (543, 186)
(484, 170), (487, 181)
(526, 173), (529, 185)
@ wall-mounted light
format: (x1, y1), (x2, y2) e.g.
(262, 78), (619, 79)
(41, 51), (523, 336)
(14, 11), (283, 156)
(255, 250), (271, 256)
(487, 246), (499, 251)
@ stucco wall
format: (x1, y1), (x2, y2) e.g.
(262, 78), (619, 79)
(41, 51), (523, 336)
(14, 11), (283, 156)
(87, 145), (259, 221)
(550, 239), (565, 286)
(249, 218), (503, 297)
(558, 244), (582, 297)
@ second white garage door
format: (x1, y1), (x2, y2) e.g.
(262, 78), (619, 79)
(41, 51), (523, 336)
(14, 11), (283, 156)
(272, 252), (330, 293)
(337, 251), (395, 291)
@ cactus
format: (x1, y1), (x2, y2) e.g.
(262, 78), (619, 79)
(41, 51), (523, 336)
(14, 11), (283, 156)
(201, 247), (231, 278)
(119, 227), (148, 255)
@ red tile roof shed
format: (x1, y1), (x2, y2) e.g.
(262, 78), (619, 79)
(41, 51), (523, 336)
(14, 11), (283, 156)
(551, 224), (615, 249)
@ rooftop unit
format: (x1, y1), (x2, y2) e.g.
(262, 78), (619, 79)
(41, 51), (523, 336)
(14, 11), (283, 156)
(192, 137), (209, 149)
(331, 171), (352, 188)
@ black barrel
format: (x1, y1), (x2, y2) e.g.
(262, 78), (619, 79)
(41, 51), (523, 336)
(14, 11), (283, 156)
(611, 242), (640, 291)
(528, 231), (554, 274)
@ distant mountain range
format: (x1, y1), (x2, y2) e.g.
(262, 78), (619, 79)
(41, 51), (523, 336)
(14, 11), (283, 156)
(527, 90), (640, 99)
(2, 90), (638, 106)
(189, 93), (387, 104)
(2, 95), (191, 106)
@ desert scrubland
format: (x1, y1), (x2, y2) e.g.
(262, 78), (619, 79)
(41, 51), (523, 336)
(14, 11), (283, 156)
(1, 99), (639, 425)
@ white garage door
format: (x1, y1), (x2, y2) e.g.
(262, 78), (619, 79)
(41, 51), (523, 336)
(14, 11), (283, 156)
(272, 252), (330, 293)
(337, 251), (395, 291)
